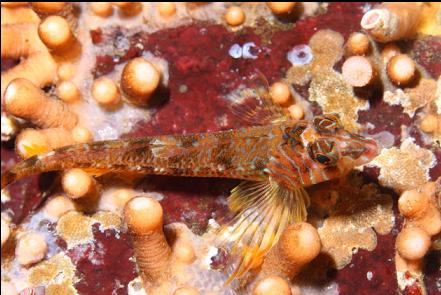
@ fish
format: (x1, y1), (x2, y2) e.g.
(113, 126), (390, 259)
(0, 75), (379, 283)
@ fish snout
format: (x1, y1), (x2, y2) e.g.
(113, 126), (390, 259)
(340, 135), (379, 166)
(362, 138), (379, 160)
(353, 137), (379, 166)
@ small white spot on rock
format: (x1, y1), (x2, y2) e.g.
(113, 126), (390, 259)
(242, 42), (259, 59)
(229, 43), (243, 59)
(287, 44), (314, 65)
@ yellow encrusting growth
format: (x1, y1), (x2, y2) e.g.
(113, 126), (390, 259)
(28, 253), (77, 294)
(317, 178), (394, 269)
(56, 211), (94, 249)
(286, 29), (367, 132)
(368, 139), (435, 193)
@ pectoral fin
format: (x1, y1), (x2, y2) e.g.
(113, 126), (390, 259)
(217, 179), (309, 284)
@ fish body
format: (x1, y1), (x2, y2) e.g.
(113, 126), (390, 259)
(1, 110), (378, 284)
(2, 125), (273, 187)
(1, 115), (377, 190)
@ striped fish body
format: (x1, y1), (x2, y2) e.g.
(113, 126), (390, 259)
(0, 114), (379, 285)
(2, 117), (377, 191)
(2, 125), (278, 187)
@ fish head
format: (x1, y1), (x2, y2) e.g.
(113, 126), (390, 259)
(305, 113), (378, 167)
(277, 114), (379, 186)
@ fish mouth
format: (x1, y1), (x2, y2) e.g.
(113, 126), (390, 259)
(341, 135), (379, 166)
(356, 137), (379, 165)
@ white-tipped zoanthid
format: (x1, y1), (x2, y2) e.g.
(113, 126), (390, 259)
(360, 3), (423, 42)
(1, 6), (40, 25)
(1, 2), (29, 8)
(31, 2), (67, 15)
(157, 2), (177, 18)
(224, 6), (245, 27)
(56, 80), (82, 103)
(121, 57), (161, 106)
(15, 231), (48, 266)
(386, 54), (416, 86)
(287, 104), (304, 121)
(89, 2), (114, 18)
(57, 62), (76, 81)
(97, 188), (136, 214)
(419, 114), (440, 134)
(342, 56), (377, 88)
(398, 190), (430, 220)
(3, 78), (78, 129)
(166, 223), (196, 265)
(253, 275), (292, 295)
(172, 238), (196, 265)
(270, 81), (292, 106)
(261, 222), (321, 279)
(399, 183), (441, 237)
(112, 2), (142, 17)
(396, 226), (431, 261)
(380, 43), (401, 64)
(71, 125), (93, 144)
(62, 168), (95, 199)
(266, 2), (296, 15)
(43, 195), (76, 220)
(92, 77), (121, 107)
(395, 181), (441, 287)
(124, 196), (172, 283)
(38, 15), (77, 52)
(344, 32), (370, 56)
(1, 24), (57, 101)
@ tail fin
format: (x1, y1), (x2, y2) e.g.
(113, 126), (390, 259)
(1, 147), (76, 189)
(217, 179), (309, 284)
(1, 140), (130, 189)
(1, 169), (17, 189)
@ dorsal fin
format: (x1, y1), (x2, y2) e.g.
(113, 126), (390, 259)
(225, 71), (289, 126)
(217, 179), (310, 284)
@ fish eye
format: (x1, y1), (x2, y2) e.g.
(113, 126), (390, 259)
(283, 123), (307, 147)
(315, 154), (331, 164)
(313, 114), (342, 133)
(307, 139), (338, 166)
